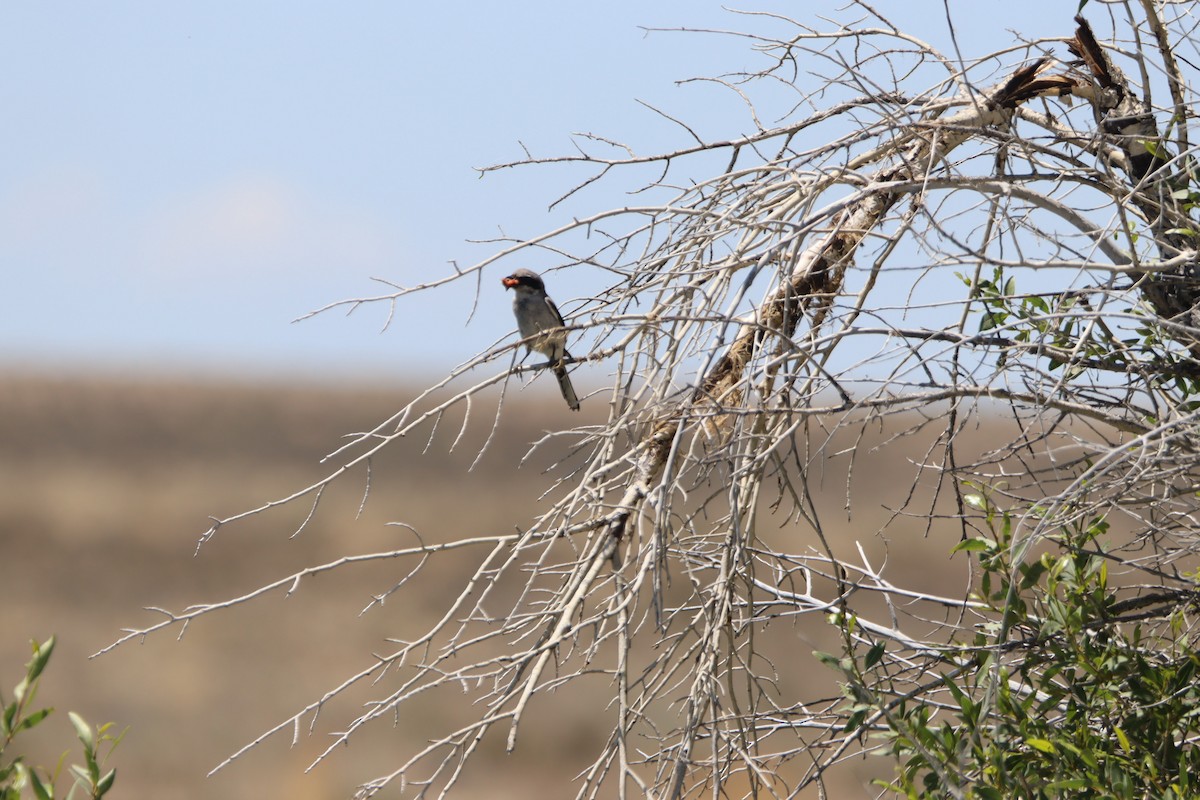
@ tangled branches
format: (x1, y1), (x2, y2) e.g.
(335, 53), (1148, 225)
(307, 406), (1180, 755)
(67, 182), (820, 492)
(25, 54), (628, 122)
(99, 4), (1200, 797)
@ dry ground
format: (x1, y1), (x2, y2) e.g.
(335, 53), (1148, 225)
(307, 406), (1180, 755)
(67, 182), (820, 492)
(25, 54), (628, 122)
(0, 370), (978, 798)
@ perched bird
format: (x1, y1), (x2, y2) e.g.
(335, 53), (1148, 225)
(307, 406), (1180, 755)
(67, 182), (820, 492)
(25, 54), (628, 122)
(502, 268), (580, 411)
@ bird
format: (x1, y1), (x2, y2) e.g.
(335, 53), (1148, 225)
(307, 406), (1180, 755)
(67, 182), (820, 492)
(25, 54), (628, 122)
(502, 268), (580, 411)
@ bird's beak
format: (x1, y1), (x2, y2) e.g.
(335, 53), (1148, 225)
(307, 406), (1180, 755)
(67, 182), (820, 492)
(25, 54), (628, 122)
(502, 276), (520, 289)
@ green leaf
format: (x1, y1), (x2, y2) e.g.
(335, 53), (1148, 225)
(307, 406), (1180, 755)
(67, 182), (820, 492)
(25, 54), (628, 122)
(1026, 737), (1057, 753)
(844, 707), (868, 732)
(1019, 560), (1048, 590)
(941, 674), (971, 716)
(2, 699), (17, 734)
(963, 493), (988, 510)
(813, 650), (840, 669)
(26, 637), (55, 684)
(15, 707), (52, 733)
(953, 537), (993, 553)
(865, 642), (885, 669)
(29, 769), (52, 800)
(96, 767), (116, 796)
(69, 711), (94, 752)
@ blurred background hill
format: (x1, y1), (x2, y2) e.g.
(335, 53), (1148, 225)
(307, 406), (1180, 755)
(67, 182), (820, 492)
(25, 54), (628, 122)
(0, 369), (595, 798)
(0, 369), (979, 798)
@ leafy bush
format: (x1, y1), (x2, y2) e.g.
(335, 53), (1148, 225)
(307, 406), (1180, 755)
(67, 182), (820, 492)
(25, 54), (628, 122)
(0, 637), (120, 800)
(857, 492), (1200, 799)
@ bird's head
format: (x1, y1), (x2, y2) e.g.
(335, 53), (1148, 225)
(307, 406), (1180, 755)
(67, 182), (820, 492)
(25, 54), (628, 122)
(502, 269), (545, 293)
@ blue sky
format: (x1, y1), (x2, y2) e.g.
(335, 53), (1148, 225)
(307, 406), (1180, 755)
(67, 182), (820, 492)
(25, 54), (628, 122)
(1, 2), (1052, 381)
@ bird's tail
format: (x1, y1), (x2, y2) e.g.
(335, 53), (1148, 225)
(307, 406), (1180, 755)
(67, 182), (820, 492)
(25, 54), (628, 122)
(554, 363), (580, 411)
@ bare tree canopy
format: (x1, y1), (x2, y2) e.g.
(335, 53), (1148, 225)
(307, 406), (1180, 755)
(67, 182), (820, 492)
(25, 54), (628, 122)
(100, 3), (1200, 798)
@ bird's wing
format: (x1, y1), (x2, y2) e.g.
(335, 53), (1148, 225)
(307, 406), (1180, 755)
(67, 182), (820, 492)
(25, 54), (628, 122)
(544, 295), (567, 327)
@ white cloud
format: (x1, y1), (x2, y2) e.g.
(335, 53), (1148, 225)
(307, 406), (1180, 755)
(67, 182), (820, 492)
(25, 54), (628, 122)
(136, 174), (400, 280)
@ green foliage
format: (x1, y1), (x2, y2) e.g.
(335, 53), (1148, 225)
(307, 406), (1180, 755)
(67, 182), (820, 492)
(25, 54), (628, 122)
(849, 490), (1200, 799)
(966, 266), (1117, 377)
(963, 265), (1200, 401)
(0, 638), (121, 800)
